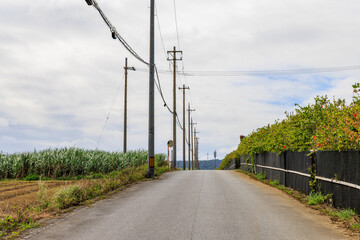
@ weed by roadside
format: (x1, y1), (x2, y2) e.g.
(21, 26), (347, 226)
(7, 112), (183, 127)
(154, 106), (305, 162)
(255, 173), (266, 181)
(305, 192), (332, 205)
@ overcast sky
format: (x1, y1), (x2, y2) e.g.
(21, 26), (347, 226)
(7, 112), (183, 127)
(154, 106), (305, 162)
(1, 0), (360, 160)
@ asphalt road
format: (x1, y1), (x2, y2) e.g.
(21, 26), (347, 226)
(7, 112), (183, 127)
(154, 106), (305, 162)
(23, 170), (350, 240)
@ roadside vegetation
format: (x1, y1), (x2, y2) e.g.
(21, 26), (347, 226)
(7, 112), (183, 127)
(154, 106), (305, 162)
(0, 148), (152, 179)
(219, 83), (360, 170)
(0, 149), (169, 239)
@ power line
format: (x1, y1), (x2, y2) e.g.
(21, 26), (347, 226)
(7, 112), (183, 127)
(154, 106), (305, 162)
(97, 72), (125, 147)
(136, 64), (360, 76)
(154, 66), (175, 115)
(172, 0), (181, 50)
(155, 67), (189, 142)
(86, 0), (150, 66)
(155, 3), (167, 59)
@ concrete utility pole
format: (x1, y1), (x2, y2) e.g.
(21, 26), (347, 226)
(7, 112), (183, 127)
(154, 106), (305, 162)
(123, 58), (135, 153)
(148, 0), (155, 178)
(167, 46), (182, 169)
(191, 119), (197, 170)
(179, 85), (189, 170)
(187, 104), (195, 170)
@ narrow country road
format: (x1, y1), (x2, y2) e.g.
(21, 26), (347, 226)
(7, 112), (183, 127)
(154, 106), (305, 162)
(22, 171), (350, 240)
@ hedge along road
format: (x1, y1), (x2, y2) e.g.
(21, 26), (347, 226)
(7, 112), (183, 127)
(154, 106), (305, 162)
(22, 171), (350, 240)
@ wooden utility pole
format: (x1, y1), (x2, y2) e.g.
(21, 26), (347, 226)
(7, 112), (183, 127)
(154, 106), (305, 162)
(195, 136), (200, 170)
(187, 104), (195, 170)
(167, 47), (182, 169)
(191, 119), (197, 170)
(123, 58), (135, 153)
(194, 128), (199, 170)
(179, 85), (189, 170)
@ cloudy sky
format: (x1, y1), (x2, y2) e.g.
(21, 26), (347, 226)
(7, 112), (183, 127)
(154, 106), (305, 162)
(1, 0), (360, 160)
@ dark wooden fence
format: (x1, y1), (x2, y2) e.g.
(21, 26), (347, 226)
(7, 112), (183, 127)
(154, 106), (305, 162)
(226, 151), (360, 213)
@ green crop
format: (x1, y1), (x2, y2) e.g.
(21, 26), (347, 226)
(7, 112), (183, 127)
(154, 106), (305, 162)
(0, 148), (164, 179)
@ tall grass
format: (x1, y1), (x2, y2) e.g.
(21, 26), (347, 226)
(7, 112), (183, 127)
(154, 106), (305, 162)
(0, 148), (165, 179)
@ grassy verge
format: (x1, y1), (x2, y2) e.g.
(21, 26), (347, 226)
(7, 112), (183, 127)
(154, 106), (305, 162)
(235, 169), (360, 235)
(0, 164), (170, 239)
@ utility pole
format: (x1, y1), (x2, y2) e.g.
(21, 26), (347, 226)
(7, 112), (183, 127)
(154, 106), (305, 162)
(148, 0), (155, 178)
(167, 46), (182, 169)
(187, 104), (195, 170)
(195, 136), (200, 170)
(214, 150), (217, 170)
(191, 119), (197, 170)
(179, 85), (189, 170)
(123, 58), (135, 153)
(194, 128), (199, 170)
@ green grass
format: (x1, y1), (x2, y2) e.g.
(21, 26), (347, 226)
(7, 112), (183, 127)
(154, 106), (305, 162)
(53, 164), (169, 210)
(350, 223), (360, 230)
(269, 179), (280, 186)
(330, 208), (357, 221)
(0, 216), (40, 238)
(255, 173), (266, 181)
(305, 192), (331, 205)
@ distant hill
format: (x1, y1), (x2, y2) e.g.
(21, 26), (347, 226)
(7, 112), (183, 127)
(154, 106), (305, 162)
(172, 160), (222, 170)
(199, 160), (222, 170)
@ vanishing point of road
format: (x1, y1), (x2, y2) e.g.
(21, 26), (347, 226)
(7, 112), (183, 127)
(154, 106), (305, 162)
(23, 170), (351, 240)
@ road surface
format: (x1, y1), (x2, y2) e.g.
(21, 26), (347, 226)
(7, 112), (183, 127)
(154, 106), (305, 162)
(23, 170), (350, 240)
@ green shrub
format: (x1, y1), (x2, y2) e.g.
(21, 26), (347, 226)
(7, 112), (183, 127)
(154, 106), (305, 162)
(224, 83), (360, 163)
(218, 152), (236, 170)
(54, 185), (84, 209)
(23, 174), (41, 181)
(155, 154), (167, 167)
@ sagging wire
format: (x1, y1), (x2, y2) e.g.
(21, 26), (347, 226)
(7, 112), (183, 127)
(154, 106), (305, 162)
(87, 0), (150, 66)
(96, 72), (125, 147)
(155, 66), (175, 115)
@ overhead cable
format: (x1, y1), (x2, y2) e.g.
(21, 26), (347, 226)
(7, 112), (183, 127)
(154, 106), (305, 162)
(136, 65), (360, 76)
(172, 0), (181, 50)
(97, 72), (125, 147)
(89, 0), (150, 66)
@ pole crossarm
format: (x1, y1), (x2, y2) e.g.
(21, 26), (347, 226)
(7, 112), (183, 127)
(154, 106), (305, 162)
(167, 50), (183, 61)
